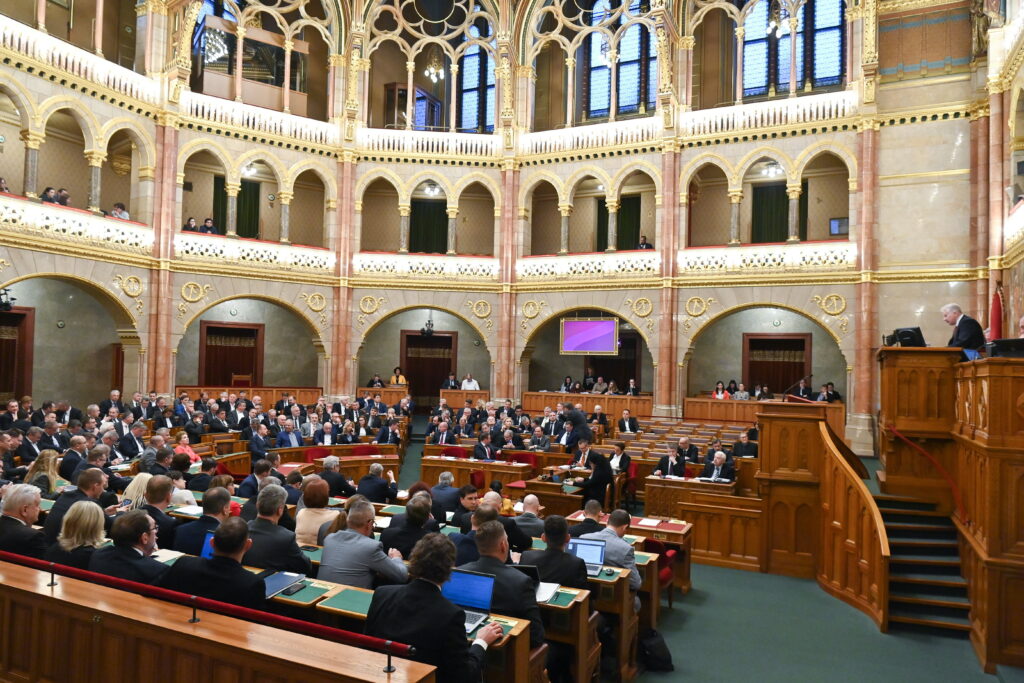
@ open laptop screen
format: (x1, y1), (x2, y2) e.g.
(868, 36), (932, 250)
(442, 569), (495, 612)
(200, 530), (215, 559)
(567, 538), (606, 565)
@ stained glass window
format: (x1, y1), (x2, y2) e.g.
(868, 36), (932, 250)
(458, 24), (495, 133)
(585, 0), (656, 119)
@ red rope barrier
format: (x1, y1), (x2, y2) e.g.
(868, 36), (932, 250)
(883, 425), (969, 524)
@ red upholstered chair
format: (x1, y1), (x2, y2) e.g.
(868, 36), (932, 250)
(469, 470), (486, 490)
(304, 447), (330, 464)
(352, 444), (379, 456)
(443, 446), (470, 459)
(622, 462), (639, 511)
(504, 452), (537, 493)
(643, 538), (678, 608)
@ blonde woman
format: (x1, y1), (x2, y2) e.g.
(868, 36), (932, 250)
(25, 449), (61, 498)
(43, 500), (105, 569)
(120, 473), (152, 510)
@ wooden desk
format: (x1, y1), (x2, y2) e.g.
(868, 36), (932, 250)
(309, 453), (401, 482)
(520, 392), (653, 419)
(175, 385), (325, 406)
(538, 587), (596, 682)
(440, 389), (489, 408)
(316, 585), (532, 683)
(678, 491), (765, 571)
(587, 566), (638, 681)
(523, 477), (583, 517)
(645, 476), (737, 517)
(683, 397), (846, 439)
(420, 454), (534, 488)
(634, 550), (661, 632)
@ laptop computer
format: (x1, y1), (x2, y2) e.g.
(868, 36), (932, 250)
(441, 569), (496, 633)
(566, 538), (607, 577)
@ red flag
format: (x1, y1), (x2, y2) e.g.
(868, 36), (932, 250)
(989, 289), (1003, 341)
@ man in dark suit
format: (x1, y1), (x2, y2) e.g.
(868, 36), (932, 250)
(274, 420), (303, 449)
(0, 483), (48, 559)
(676, 436), (700, 463)
(569, 499), (605, 538)
(460, 491), (531, 554)
(365, 533), (502, 683)
(617, 409), (641, 434)
(249, 423), (270, 464)
(792, 378), (814, 400)
(173, 486), (231, 556)
(440, 373), (460, 390)
(58, 435), (88, 482)
(43, 468), (114, 543)
(459, 521), (545, 648)
(29, 401), (54, 428)
(430, 471), (461, 512)
(40, 420), (67, 451)
(140, 475), (180, 549)
(498, 429), (524, 451)
(432, 421), (456, 446)
(519, 515), (587, 589)
(160, 516), (265, 610)
(16, 426), (45, 465)
(208, 409), (231, 434)
(732, 432), (759, 458)
(313, 421), (338, 445)
(512, 494), (545, 538)
(98, 390), (125, 418)
(184, 413), (206, 443)
(356, 463), (398, 503)
(379, 495), (431, 560)
(242, 484), (312, 575)
(450, 485), (479, 532)
(319, 456), (357, 498)
(574, 448), (613, 507)
(237, 460), (273, 499)
(55, 401), (83, 425)
(472, 433), (497, 460)
(187, 458), (218, 492)
(654, 449), (688, 477)
(942, 303), (986, 351)
(118, 423), (147, 461)
(700, 451), (736, 481)
(568, 438), (593, 468)
(88, 509), (169, 584)
(373, 420), (402, 446)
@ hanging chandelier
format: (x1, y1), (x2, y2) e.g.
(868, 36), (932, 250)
(767, 0), (791, 36)
(424, 182), (441, 197)
(423, 46), (445, 84)
(761, 161), (783, 178)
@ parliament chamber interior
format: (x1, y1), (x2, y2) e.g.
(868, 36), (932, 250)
(0, 0), (1022, 680)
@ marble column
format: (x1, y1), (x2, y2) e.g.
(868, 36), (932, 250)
(565, 57), (576, 127)
(282, 41), (293, 114)
(605, 199), (619, 252)
(85, 151), (106, 213)
(728, 191), (742, 245)
(94, 0), (105, 56)
(786, 185), (801, 242)
(788, 17), (799, 97)
(681, 36), (695, 110)
(20, 131), (43, 198)
(446, 206), (458, 255)
(351, 200), (363, 253)
(398, 204), (411, 252)
(849, 123), (878, 453)
(234, 28), (246, 102)
(678, 194), (689, 247)
(277, 191), (293, 243)
(405, 61), (415, 129)
(35, 0), (46, 32)
(734, 27), (745, 104)
(225, 182), (240, 236)
(989, 90), (1004, 305)
(558, 204), (572, 254)
(608, 51), (619, 122)
(518, 207), (531, 256)
(449, 64), (460, 132)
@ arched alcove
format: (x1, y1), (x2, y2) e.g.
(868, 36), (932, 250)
(0, 89), (25, 193)
(456, 181), (496, 255)
(39, 109), (89, 209)
(180, 149), (229, 232)
(289, 169), (328, 247)
(799, 152), (851, 241)
(607, 169), (657, 250)
(361, 177), (401, 251)
(529, 179), (562, 255)
(100, 128), (136, 218)
(687, 162), (730, 246)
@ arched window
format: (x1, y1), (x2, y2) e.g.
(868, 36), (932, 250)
(743, 0), (844, 99)
(585, 0), (657, 120)
(458, 25), (496, 133)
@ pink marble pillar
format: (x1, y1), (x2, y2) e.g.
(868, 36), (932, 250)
(494, 167), (519, 399)
(971, 114), (990, 318)
(147, 121), (180, 393)
(989, 91), (1004, 312)
(333, 156), (354, 394)
(853, 125), (877, 416)
(656, 147), (678, 414)
(94, 0), (105, 55)
(234, 28), (245, 102)
(734, 27), (744, 104)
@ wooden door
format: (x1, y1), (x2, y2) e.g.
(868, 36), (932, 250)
(586, 332), (642, 390)
(0, 308), (34, 402)
(743, 333), (812, 396)
(401, 331), (456, 412)
(199, 321), (264, 386)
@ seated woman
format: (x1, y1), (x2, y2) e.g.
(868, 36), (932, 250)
(181, 216), (199, 231)
(209, 475), (244, 516)
(339, 420), (358, 444)
(120, 473), (152, 510)
(726, 380), (739, 395)
(389, 366), (408, 386)
(25, 449), (62, 499)
(166, 470), (197, 506)
(559, 376), (574, 392)
(570, 382), (583, 393)
(711, 381), (731, 400)
(295, 478), (339, 546)
(605, 380), (620, 395)
(354, 416), (372, 438)
(43, 500), (106, 570)
(174, 432), (200, 463)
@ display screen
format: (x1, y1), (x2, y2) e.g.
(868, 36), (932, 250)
(560, 318), (618, 355)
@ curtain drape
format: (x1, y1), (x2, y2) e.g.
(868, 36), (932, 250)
(410, 199), (447, 253)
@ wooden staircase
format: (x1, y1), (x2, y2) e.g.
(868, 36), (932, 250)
(875, 494), (970, 635)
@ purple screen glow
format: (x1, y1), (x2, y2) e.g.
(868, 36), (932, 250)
(561, 319), (618, 354)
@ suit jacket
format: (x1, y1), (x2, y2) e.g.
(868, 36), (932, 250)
(580, 451), (613, 504)
(16, 440), (42, 465)
(275, 430), (303, 449)
(677, 444), (700, 463)
(656, 455), (688, 477)
(375, 427), (401, 445)
(733, 441), (759, 458)
(159, 555), (266, 610)
(528, 435), (550, 451)
(57, 449), (85, 482)
(140, 504), (179, 549)
(57, 407), (83, 424)
(459, 555), (545, 648)
(365, 579), (488, 683)
(499, 435), (524, 451)
(184, 421), (206, 443)
(243, 517), (311, 574)
(356, 475), (397, 504)
(88, 544), (169, 584)
(581, 526), (641, 591)
(118, 433), (146, 460)
(320, 469), (356, 498)
(457, 514), (532, 554)
(187, 472), (213, 492)
(43, 489), (109, 544)
(430, 484), (461, 513)
(949, 314), (986, 350)
(40, 432), (68, 452)
(313, 428), (338, 445)
(472, 442), (497, 460)
(2, 451), (26, 480)
(318, 528), (408, 588)
(449, 531), (480, 566)
(555, 429), (580, 450)
(0, 515), (48, 559)
(98, 399), (126, 417)
(227, 411), (249, 430)
(172, 515), (220, 556)
(43, 543), (96, 570)
(618, 417), (640, 433)
(431, 429), (456, 446)
(519, 547), (589, 590)
(236, 474), (263, 499)
(379, 518), (429, 560)
(568, 517), (603, 538)
(700, 461), (737, 481)
(512, 512), (544, 538)
(208, 417), (230, 434)
(249, 434), (269, 463)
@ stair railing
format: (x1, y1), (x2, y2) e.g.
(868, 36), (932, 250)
(883, 424), (968, 524)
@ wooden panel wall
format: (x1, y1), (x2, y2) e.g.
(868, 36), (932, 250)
(679, 492), (763, 571)
(682, 398), (846, 439)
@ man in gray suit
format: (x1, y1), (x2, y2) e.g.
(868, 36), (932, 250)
(581, 508), (641, 611)
(318, 500), (408, 588)
(513, 494), (544, 538)
(242, 484), (311, 575)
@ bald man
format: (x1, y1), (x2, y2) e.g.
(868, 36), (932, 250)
(513, 494), (544, 537)
(459, 490), (531, 553)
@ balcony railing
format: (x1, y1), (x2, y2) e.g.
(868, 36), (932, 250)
(0, 15), (160, 105)
(680, 90), (858, 138)
(516, 250), (661, 281)
(519, 116), (661, 156)
(678, 241), (857, 274)
(0, 193), (154, 254)
(174, 232), (335, 272)
(352, 252), (499, 280)
(180, 91), (340, 147)
(356, 128), (501, 159)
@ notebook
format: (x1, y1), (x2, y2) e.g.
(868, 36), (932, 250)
(261, 571), (305, 599)
(566, 538), (606, 577)
(441, 569), (495, 633)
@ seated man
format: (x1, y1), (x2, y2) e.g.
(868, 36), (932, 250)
(380, 495), (432, 560)
(373, 419), (402, 446)
(472, 433), (498, 460)
(88, 509), (169, 584)
(237, 459), (274, 499)
(519, 515), (588, 590)
(450, 484), (480, 532)
(512, 494), (544, 538)
(43, 468), (115, 544)
(701, 451), (736, 481)
(555, 423), (579, 451)
(275, 419), (303, 449)
(676, 436), (700, 463)
(431, 420), (456, 446)
(319, 500), (407, 588)
(498, 429), (523, 452)
(365, 533), (502, 683)
(653, 448), (687, 477)
(319, 455), (357, 498)
(617, 409), (640, 435)
(187, 457), (218, 492)
(242, 484), (310, 574)
(569, 499), (604, 538)
(173, 486), (232, 556)
(430, 471), (461, 513)
(459, 521), (546, 648)
(356, 462), (397, 504)
(588, 406), (609, 435)
(118, 423), (148, 460)
(581, 509), (641, 610)
(160, 516), (266, 610)
(0, 483), (47, 559)
(527, 426), (550, 452)
(140, 475), (180, 549)
(732, 432), (759, 458)
(448, 506), (498, 566)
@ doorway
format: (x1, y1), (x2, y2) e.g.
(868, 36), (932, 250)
(401, 331), (456, 412)
(0, 308), (35, 402)
(742, 333), (812, 395)
(199, 321), (265, 385)
(584, 331), (642, 390)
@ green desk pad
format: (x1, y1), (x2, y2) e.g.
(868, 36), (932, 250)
(380, 505), (405, 515)
(635, 551), (654, 565)
(40, 499), (55, 512)
(546, 590), (576, 607)
(470, 618), (512, 639)
(160, 556), (180, 567)
(319, 588), (373, 615)
(328, 497), (345, 507)
(190, 492), (247, 505)
(589, 568), (620, 583)
(301, 546), (323, 564)
(275, 579), (329, 604)
(188, 463), (200, 474)
(561, 484), (582, 494)
(624, 535), (643, 545)
(167, 506), (200, 519)
(55, 479), (70, 488)
(531, 538), (546, 550)
(441, 525), (460, 536)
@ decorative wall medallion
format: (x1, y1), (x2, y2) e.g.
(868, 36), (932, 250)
(0, 258), (9, 272)
(625, 297), (653, 318)
(301, 292), (327, 313)
(359, 295), (384, 315)
(115, 275), (144, 298)
(812, 293), (847, 316)
(180, 282), (211, 303)
(466, 299), (491, 319)
(521, 300), (546, 320)
(684, 296), (714, 317)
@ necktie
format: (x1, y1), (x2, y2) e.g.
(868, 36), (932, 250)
(713, 466), (721, 479)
